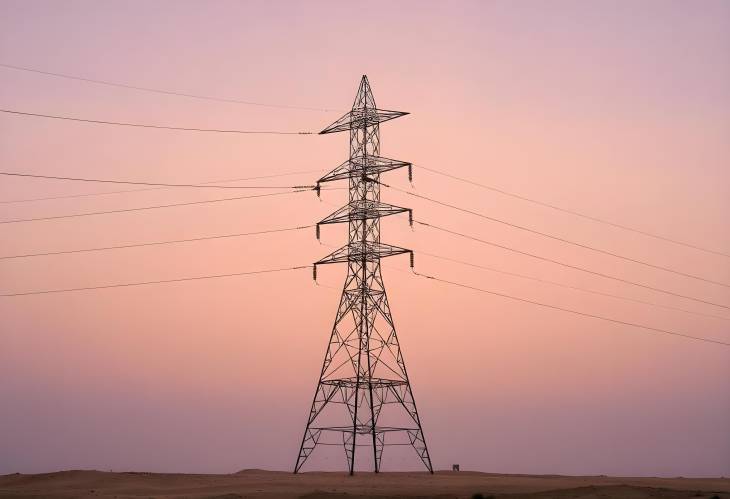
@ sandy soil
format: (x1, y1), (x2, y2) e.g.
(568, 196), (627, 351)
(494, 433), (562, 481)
(0, 469), (727, 499)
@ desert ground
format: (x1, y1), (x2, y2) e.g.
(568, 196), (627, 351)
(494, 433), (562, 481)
(0, 470), (727, 499)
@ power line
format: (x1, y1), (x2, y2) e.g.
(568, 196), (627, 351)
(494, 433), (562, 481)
(0, 109), (315, 135)
(330, 229), (729, 318)
(0, 62), (339, 113)
(0, 265), (309, 297)
(0, 171), (314, 190)
(414, 248), (730, 322)
(383, 183), (730, 289)
(0, 189), (309, 225)
(0, 225), (311, 260)
(413, 270), (730, 347)
(0, 169), (325, 205)
(415, 220), (730, 311)
(414, 164), (730, 259)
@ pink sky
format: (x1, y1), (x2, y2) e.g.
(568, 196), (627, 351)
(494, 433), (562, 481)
(0, 0), (728, 477)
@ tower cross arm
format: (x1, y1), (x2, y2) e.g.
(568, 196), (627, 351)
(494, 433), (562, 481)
(317, 155), (411, 185)
(319, 109), (409, 134)
(318, 200), (411, 226)
(315, 242), (412, 266)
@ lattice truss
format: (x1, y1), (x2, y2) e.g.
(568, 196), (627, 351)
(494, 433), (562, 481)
(295, 76), (433, 474)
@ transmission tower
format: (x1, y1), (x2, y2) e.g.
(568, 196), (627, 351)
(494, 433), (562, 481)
(294, 76), (433, 475)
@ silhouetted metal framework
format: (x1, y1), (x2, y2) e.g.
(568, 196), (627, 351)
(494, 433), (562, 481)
(295, 76), (433, 475)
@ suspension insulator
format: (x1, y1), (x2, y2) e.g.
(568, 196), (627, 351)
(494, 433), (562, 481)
(408, 164), (413, 183)
(316, 224), (321, 240)
(313, 265), (318, 282)
(408, 210), (413, 227)
(409, 252), (415, 269)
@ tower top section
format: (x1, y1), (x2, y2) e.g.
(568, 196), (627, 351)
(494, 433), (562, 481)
(319, 75), (408, 134)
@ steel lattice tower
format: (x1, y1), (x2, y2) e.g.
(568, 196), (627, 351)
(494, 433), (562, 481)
(295, 76), (433, 475)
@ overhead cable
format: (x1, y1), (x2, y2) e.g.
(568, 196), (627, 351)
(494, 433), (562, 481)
(0, 169), (325, 205)
(415, 220), (730, 311)
(0, 171), (314, 190)
(0, 109), (315, 134)
(0, 189), (309, 225)
(382, 183), (729, 288)
(0, 62), (338, 112)
(0, 225), (311, 260)
(414, 248), (730, 322)
(413, 270), (730, 347)
(0, 265), (309, 297)
(414, 164), (730, 259)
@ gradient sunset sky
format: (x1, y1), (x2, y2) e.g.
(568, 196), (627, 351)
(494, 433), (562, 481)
(1, 0), (728, 476)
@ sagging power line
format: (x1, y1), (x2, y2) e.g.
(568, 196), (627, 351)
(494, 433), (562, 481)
(413, 248), (730, 322)
(0, 171), (314, 190)
(0, 225), (311, 260)
(412, 270), (730, 347)
(0, 189), (310, 225)
(0, 62), (339, 112)
(415, 220), (730, 311)
(414, 164), (730, 259)
(383, 183), (730, 289)
(0, 265), (309, 297)
(0, 109), (315, 134)
(0, 169), (325, 205)
(320, 231), (729, 322)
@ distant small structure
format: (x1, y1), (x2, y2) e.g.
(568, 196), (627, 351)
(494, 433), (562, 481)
(452, 464), (460, 471)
